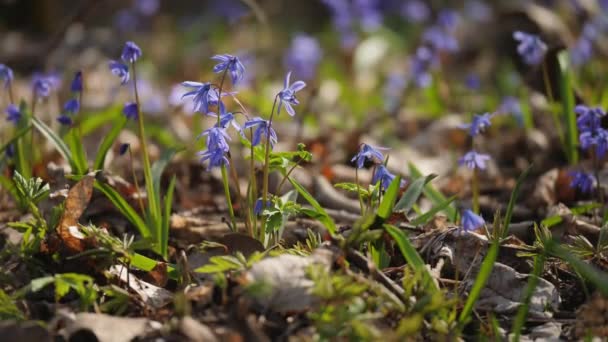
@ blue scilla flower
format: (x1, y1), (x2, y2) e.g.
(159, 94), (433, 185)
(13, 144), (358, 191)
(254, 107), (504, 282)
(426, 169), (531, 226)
(5, 104), (20, 125)
(109, 61), (130, 85)
(181, 81), (215, 114)
(580, 128), (608, 157)
(32, 76), (53, 98)
(423, 26), (458, 52)
(513, 31), (547, 66)
(401, 0), (430, 23)
(121, 41), (142, 63)
(459, 150), (491, 170)
(198, 145), (229, 170)
(63, 99), (80, 114)
(243, 117), (277, 147)
(277, 71), (306, 116)
(123, 102), (138, 120)
(254, 198), (273, 216)
(351, 143), (388, 169)
(211, 54), (245, 85)
(209, 106), (242, 134)
(199, 126), (231, 152)
(569, 171), (595, 193)
(372, 165), (403, 190)
(570, 36), (593, 66)
(5, 143), (15, 158)
(461, 209), (485, 232)
(575, 105), (604, 132)
(0, 64), (13, 87)
(71, 71), (83, 93)
(57, 115), (73, 126)
(410, 46), (437, 88)
(284, 34), (323, 81)
(460, 113), (493, 137)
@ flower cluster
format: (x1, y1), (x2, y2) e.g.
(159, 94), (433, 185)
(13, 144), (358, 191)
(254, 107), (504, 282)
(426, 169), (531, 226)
(351, 143), (403, 191)
(57, 71), (84, 126)
(458, 113), (493, 170)
(284, 34), (323, 81)
(513, 31), (547, 66)
(321, 0), (383, 49)
(576, 105), (608, 158)
(109, 41), (144, 120)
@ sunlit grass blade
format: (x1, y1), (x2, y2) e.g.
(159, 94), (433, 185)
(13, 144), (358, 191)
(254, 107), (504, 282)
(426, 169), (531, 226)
(160, 175), (176, 260)
(32, 117), (74, 170)
(384, 224), (438, 293)
(288, 176), (336, 235)
(93, 116), (128, 170)
(94, 180), (150, 239)
(410, 195), (456, 226)
(377, 176), (402, 220)
(558, 51), (578, 165)
(394, 174), (437, 214)
(511, 252), (546, 340)
(65, 130), (88, 174)
(409, 162), (457, 221)
(501, 165), (531, 238)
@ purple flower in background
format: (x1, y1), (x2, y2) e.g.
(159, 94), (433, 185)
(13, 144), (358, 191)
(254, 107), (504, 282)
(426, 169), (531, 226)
(209, 106), (242, 134)
(423, 26), (459, 52)
(465, 73), (481, 90)
(109, 61), (130, 84)
(243, 117), (277, 147)
(181, 81), (214, 114)
(123, 102), (138, 120)
(575, 105), (604, 132)
(277, 71), (306, 116)
(569, 171), (595, 193)
(498, 96), (524, 125)
(114, 9), (139, 33)
(465, 0), (492, 22)
(121, 41), (142, 63)
(57, 115), (73, 126)
(119, 143), (130, 156)
(372, 165), (402, 190)
(284, 34), (323, 81)
(351, 143), (388, 169)
(384, 73), (407, 111)
(5, 104), (20, 124)
(410, 46), (437, 88)
(211, 54), (245, 85)
(353, 0), (383, 31)
(461, 209), (485, 232)
(437, 9), (460, 31)
(580, 128), (608, 157)
(401, 0), (430, 23)
(513, 31), (547, 65)
(71, 71), (83, 93)
(32, 76), (53, 98)
(570, 36), (593, 66)
(134, 0), (160, 16)
(198, 146), (230, 170)
(460, 113), (493, 137)
(459, 150), (491, 170)
(0, 64), (13, 87)
(321, 0), (358, 48)
(63, 99), (80, 114)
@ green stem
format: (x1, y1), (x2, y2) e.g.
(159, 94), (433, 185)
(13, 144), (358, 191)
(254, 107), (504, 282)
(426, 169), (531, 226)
(249, 127), (258, 239)
(472, 168), (479, 214)
(542, 61), (565, 146)
(261, 95), (279, 230)
(276, 159), (303, 194)
(355, 168), (365, 216)
(131, 62), (159, 233)
(221, 164), (236, 231)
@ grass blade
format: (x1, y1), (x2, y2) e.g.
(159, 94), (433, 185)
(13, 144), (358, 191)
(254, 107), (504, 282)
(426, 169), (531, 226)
(160, 175), (176, 260)
(377, 176), (402, 220)
(93, 116), (128, 170)
(409, 163), (457, 221)
(288, 176), (336, 235)
(394, 174), (437, 213)
(511, 252), (546, 340)
(501, 165), (531, 238)
(32, 117), (74, 169)
(410, 195), (456, 226)
(558, 51), (578, 165)
(65, 130), (88, 175)
(94, 180), (150, 239)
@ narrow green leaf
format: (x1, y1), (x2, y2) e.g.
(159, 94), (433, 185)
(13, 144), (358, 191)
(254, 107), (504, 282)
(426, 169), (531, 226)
(394, 174), (437, 213)
(411, 195), (457, 226)
(558, 51), (578, 165)
(377, 176), (402, 220)
(288, 177), (336, 235)
(65, 129), (88, 174)
(160, 175), (176, 260)
(409, 163), (457, 221)
(94, 181), (150, 239)
(511, 253), (546, 340)
(502, 165), (531, 238)
(93, 116), (128, 170)
(32, 117), (74, 168)
(384, 224), (438, 292)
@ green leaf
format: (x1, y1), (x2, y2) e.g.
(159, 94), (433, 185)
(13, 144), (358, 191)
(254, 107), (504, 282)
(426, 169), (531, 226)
(511, 253), (546, 340)
(160, 175), (176, 260)
(394, 174), (437, 213)
(501, 165), (531, 239)
(288, 177), (336, 235)
(409, 163), (457, 221)
(93, 116), (128, 170)
(65, 129), (88, 174)
(377, 176), (402, 220)
(558, 51), (578, 165)
(0, 125), (31, 155)
(384, 224), (438, 293)
(94, 180), (150, 239)
(410, 196), (457, 226)
(30, 276), (54, 292)
(32, 117), (74, 169)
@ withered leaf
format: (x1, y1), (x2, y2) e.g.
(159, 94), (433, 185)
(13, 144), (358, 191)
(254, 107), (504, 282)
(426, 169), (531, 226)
(57, 175), (95, 253)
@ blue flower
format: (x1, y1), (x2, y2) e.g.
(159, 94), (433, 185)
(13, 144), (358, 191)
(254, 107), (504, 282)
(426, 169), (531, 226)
(570, 36), (593, 66)
(0, 64), (14, 87)
(460, 113), (493, 137)
(199, 126), (231, 152)
(119, 143), (130, 156)
(121, 41), (142, 63)
(498, 96), (524, 126)
(351, 143), (388, 169)
(134, 0), (160, 16)
(513, 31), (547, 66)
(32, 76), (53, 98)
(372, 165), (403, 190)
(198, 146), (229, 170)
(57, 115), (73, 126)
(461, 209), (485, 232)
(5, 143), (15, 158)
(284, 34), (323, 81)
(465, 73), (481, 90)
(423, 26), (458, 52)
(123, 102), (138, 120)
(575, 105), (604, 132)
(181, 81), (215, 114)
(277, 71), (306, 116)
(109, 61), (130, 85)
(410, 46), (437, 88)
(401, 0), (430, 23)
(209, 106), (242, 134)
(211, 54), (245, 85)
(580, 128), (608, 157)
(71, 71), (83, 92)
(569, 171), (595, 193)
(459, 150), (491, 170)
(254, 198), (273, 216)
(63, 99), (80, 114)
(243, 117), (277, 147)
(5, 104), (20, 125)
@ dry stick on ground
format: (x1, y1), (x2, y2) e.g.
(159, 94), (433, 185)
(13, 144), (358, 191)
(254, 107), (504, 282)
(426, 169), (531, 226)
(346, 249), (407, 303)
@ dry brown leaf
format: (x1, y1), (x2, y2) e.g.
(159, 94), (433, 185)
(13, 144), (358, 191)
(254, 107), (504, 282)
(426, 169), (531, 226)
(56, 175), (95, 253)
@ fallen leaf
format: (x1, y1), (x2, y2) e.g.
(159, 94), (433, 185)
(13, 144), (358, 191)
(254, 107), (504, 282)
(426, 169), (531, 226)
(57, 175), (95, 253)
(108, 265), (172, 309)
